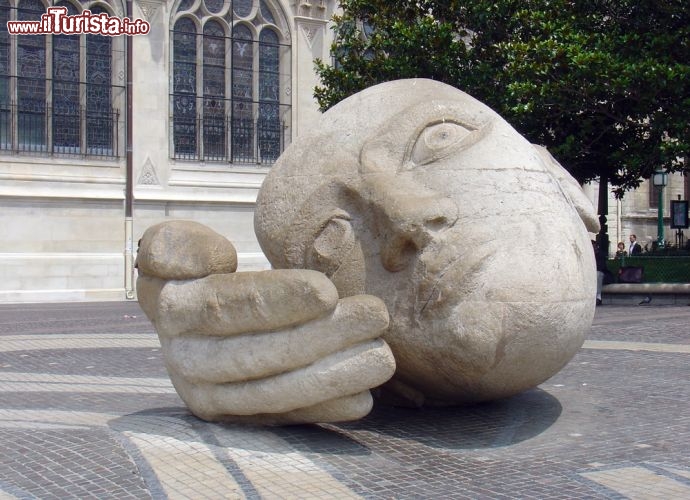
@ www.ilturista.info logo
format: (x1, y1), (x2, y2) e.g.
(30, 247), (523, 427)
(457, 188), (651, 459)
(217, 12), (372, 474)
(6, 6), (150, 35)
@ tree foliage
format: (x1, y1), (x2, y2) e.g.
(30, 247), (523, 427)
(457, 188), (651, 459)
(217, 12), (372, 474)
(315, 0), (690, 196)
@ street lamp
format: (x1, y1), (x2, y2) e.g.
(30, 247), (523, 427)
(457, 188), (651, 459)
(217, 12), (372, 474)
(652, 170), (668, 247)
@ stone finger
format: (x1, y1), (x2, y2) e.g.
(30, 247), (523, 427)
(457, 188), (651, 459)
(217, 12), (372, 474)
(136, 275), (165, 324)
(154, 269), (339, 337)
(162, 294), (389, 383)
(170, 339), (396, 417)
(200, 392), (374, 425)
(137, 220), (237, 280)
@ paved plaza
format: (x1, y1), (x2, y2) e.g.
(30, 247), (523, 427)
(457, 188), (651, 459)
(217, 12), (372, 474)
(0, 301), (689, 499)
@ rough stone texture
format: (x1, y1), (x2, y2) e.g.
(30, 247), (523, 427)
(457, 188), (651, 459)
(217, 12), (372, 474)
(137, 255), (395, 424)
(3, 301), (690, 498)
(255, 78), (599, 407)
(137, 220), (238, 280)
(138, 79), (598, 424)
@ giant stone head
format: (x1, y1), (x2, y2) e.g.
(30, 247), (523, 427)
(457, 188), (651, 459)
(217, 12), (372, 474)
(255, 79), (599, 406)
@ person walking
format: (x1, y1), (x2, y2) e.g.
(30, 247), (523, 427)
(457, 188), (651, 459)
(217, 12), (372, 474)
(593, 241), (607, 306)
(615, 242), (627, 258)
(628, 234), (642, 256)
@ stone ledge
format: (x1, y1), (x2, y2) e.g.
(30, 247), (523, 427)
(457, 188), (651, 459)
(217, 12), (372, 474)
(601, 283), (690, 306)
(0, 288), (129, 304)
(603, 283), (690, 294)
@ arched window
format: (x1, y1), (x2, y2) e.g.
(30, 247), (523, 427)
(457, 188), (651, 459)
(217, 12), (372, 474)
(17, 0), (46, 151)
(258, 28), (280, 162)
(0, 0), (10, 147)
(0, 0), (123, 158)
(52, 1), (80, 152)
(86, 5), (114, 155)
(172, 17), (197, 159)
(170, 0), (291, 164)
(203, 20), (225, 160)
(231, 24), (253, 162)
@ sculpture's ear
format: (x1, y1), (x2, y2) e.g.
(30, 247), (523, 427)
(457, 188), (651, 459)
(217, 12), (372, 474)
(535, 145), (601, 233)
(281, 181), (357, 278)
(304, 211), (356, 278)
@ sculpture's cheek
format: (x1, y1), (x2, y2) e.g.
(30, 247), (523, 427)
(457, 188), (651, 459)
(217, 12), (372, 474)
(386, 296), (593, 404)
(378, 211), (596, 404)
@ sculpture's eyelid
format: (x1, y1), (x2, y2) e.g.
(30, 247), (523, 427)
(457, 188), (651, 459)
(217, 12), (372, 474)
(328, 210), (352, 222)
(405, 118), (491, 168)
(439, 118), (478, 131)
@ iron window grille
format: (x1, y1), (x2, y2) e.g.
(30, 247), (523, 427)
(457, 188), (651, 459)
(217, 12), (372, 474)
(170, 0), (291, 165)
(0, 0), (123, 160)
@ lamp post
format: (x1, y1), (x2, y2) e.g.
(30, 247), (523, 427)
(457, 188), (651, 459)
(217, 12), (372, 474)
(652, 170), (668, 247)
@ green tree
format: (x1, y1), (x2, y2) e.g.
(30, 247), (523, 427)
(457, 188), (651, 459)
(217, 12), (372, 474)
(315, 0), (690, 198)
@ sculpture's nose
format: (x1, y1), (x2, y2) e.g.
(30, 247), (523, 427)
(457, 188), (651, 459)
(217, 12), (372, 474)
(359, 176), (459, 272)
(380, 197), (459, 272)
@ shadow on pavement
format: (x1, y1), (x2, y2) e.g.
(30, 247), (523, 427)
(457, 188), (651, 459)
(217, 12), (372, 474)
(335, 388), (562, 450)
(109, 407), (375, 457)
(108, 388), (560, 456)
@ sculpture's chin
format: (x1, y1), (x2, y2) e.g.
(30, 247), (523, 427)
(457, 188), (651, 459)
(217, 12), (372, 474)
(382, 296), (593, 405)
(369, 219), (596, 405)
(375, 238), (595, 406)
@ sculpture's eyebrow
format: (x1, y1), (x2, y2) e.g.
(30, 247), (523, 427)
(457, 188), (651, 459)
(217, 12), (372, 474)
(426, 100), (485, 129)
(359, 99), (494, 174)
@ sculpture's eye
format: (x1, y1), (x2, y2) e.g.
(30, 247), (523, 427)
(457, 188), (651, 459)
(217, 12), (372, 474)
(409, 121), (486, 166)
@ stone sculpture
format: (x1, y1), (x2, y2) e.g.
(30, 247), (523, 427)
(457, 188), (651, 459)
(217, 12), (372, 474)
(137, 79), (600, 425)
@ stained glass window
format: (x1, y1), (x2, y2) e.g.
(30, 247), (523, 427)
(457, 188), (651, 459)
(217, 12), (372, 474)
(17, 0), (47, 150)
(53, 1), (80, 152)
(177, 0), (194, 12)
(203, 21), (225, 160)
(173, 17), (198, 158)
(259, 0), (274, 24)
(232, 24), (253, 162)
(205, 0), (223, 14)
(0, 0), (120, 157)
(233, 0), (252, 18)
(258, 29), (280, 162)
(0, 0), (10, 147)
(170, 0), (289, 163)
(86, 6), (113, 154)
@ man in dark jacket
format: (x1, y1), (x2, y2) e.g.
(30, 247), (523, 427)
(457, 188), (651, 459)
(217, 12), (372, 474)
(628, 234), (642, 255)
(593, 241), (608, 305)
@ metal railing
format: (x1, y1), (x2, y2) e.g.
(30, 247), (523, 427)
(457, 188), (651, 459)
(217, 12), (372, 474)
(0, 103), (120, 158)
(171, 114), (286, 164)
(607, 255), (690, 283)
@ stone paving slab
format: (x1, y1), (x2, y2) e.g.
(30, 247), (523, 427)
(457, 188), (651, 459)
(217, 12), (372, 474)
(0, 302), (688, 499)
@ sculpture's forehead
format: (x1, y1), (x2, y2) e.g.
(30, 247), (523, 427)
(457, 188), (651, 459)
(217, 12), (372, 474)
(316, 79), (499, 157)
(255, 79), (546, 265)
(271, 79), (513, 186)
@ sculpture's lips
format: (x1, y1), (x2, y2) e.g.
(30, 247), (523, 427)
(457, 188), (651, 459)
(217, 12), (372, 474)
(409, 241), (588, 329)
(415, 253), (463, 318)
(411, 236), (498, 320)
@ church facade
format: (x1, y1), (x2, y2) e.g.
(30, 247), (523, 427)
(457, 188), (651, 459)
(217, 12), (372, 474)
(1, 0), (336, 302)
(0, 0), (686, 303)
(584, 175), (690, 256)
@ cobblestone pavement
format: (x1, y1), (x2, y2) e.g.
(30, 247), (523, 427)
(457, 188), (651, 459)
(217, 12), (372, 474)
(0, 301), (689, 499)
